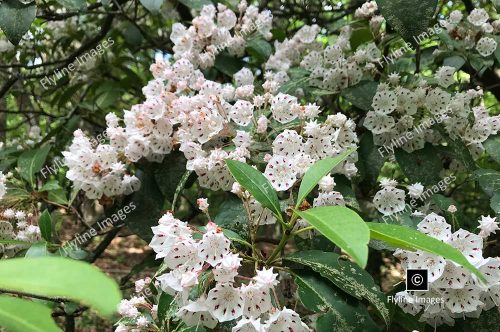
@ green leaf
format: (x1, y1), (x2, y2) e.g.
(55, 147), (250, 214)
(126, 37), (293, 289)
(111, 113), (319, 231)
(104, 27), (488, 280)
(463, 307), (500, 331)
(296, 148), (355, 208)
(474, 169), (500, 197)
(38, 210), (52, 243)
(0, 239), (32, 246)
(0, 257), (122, 317)
(157, 292), (174, 328)
(154, 151), (188, 201)
(139, 0), (163, 13)
(0, 296), (62, 332)
(443, 55), (466, 69)
(178, 0), (212, 10)
(294, 272), (379, 331)
(39, 180), (61, 192)
(17, 145), (51, 186)
(213, 196), (249, 237)
(125, 169), (165, 242)
(48, 189), (69, 206)
(341, 80), (378, 111)
(294, 206), (369, 268)
(367, 223), (485, 282)
(0, 0), (36, 45)
(225, 159), (282, 222)
(436, 125), (476, 171)
(484, 135), (500, 164)
(214, 53), (245, 76)
(284, 251), (390, 326)
(55, 0), (86, 11)
(491, 193), (500, 215)
(376, 0), (439, 46)
(395, 144), (443, 186)
(358, 132), (385, 189)
(246, 38), (272, 63)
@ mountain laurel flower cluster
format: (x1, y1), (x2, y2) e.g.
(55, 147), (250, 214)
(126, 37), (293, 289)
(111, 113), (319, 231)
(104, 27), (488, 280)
(0, 209), (41, 257)
(395, 213), (500, 327)
(115, 213), (309, 331)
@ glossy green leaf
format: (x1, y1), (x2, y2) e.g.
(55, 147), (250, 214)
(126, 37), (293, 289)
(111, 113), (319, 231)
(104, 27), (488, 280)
(284, 250), (390, 325)
(341, 80), (379, 111)
(0, 296), (62, 332)
(491, 193), (500, 215)
(226, 159), (282, 221)
(17, 145), (51, 186)
(125, 168), (165, 242)
(484, 135), (500, 164)
(39, 180), (61, 192)
(474, 169), (500, 197)
(294, 272), (380, 331)
(296, 148), (355, 208)
(0, 257), (122, 317)
(246, 38), (272, 63)
(376, 0), (439, 46)
(395, 144), (443, 186)
(0, 0), (36, 45)
(38, 210), (52, 243)
(294, 206), (369, 267)
(367, 223), (485, 282)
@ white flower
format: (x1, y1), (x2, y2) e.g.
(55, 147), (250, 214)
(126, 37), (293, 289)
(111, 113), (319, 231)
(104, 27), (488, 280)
(234, 68), (254, 87)
(408, 182), (424, 199)
(253, 267), (279, 288)
(467, 8), (489, 26)
(256, 115), (268, 133)
(448, 229), (483, 265)
(271, 93), (299, 123)
(136, 316), (149, 328)
(230, 100), (254, 126)
(264, 307), (310, 332)
(435, 66), (456, 88)
(197, 198), (210, 213)
(443, 288), (483, 313)
(232, 317), (265, 332)
(264, 155), (297, 191)
(114, 323), (128, 332)
(373, 186), (406, 216)
(197, 226), (231, 266)
(240, 283), (273, 317)
(213, 253), (242, 283)
(206, 283), (244, 322)
(363, 111), (395, 134)
(372, 90), (397, 114)
(318, 175), (336, 192)
(477, 215), (499, 238)
(417, 213), (451, 242)
(313, 191), (345, 207)
(272, 130), (304, 157)
(447, 205), (457, 213)
(117, 299), (139, 318)
(433, 261), (470, 289)
(134, 277), (151, 293)
(177, 298), (218, 329)
(476, 257), (500, 286)
(476, 37), (497, 57)
(449, 10), (463, 24)
(407, 251), (446, 282)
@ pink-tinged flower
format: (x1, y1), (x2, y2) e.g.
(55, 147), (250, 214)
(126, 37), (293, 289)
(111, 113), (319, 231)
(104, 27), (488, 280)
(253, 267), (279, 288)
(264, 155), (297, 191)
(232, 317), (265, 332)
(213, 253), (242, 283)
